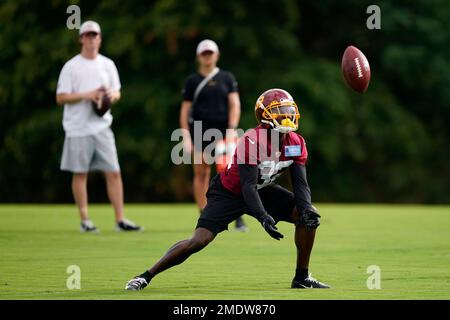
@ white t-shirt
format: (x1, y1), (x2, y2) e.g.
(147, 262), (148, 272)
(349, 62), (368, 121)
(56, 54), (121, 137)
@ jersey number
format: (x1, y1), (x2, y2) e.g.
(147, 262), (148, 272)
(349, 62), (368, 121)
(257, 160), (293, 189)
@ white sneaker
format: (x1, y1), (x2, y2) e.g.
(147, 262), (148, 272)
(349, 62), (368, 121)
(125, 276), (148, 290)
(80, 219), (99, 233)
(116, 218), (143, 232)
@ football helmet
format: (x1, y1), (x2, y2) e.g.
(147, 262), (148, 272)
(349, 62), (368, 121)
(255, 88), (300, 133)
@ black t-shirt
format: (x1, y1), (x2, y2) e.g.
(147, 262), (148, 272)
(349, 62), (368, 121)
(182, 70), (238, 123)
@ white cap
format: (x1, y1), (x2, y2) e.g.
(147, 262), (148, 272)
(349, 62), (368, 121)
(196, 39), (219, 55)
(79, 20), (101, 35)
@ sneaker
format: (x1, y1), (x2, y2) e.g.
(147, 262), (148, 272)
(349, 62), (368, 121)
(116, 218), (143, 232)
(80, 219), (99, 233)
(235, 216), (249, 232)
(125, 277), (148, 291)
(291, 273), (331, 289)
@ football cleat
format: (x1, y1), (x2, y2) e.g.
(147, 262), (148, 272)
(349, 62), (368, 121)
(291, 274), (331, 289)
(235, 216), (249, 232)
(116, 218), (143, 232)
(80, 219), (99, 233)
(125, 277), (149, 291)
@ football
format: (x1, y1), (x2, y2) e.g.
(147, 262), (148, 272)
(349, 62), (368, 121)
(341, 45), (371, 93)
(92, 87), (111, 117)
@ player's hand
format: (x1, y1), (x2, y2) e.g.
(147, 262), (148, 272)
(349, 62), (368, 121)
(260, 214), (284, 240)
(105, 88), (120, 103)
(299, 206), (321, 230)
(85, 88), (104, 104)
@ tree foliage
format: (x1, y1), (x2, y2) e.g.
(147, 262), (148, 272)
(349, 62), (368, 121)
(0, 0), (448, 203)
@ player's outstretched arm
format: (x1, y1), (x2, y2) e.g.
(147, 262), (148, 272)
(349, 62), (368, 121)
(238, 164), (284, 240)
(290, 163), (321, 230)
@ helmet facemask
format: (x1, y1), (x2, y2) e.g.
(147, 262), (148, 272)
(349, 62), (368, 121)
(260, 100), (300, 133)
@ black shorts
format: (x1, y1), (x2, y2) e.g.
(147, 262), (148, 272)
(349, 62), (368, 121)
(197, 174), (296, 234)
(189, 120), (228, 153)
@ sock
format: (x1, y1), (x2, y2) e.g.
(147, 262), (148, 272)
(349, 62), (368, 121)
(295, 268), (308, 280)
(139, 270), (154, 283)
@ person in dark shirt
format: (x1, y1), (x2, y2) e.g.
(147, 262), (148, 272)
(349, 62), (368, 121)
(179, 39), (247, 231)
(126, 88), (330, 290)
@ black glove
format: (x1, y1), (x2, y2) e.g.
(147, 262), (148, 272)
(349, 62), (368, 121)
(260, 214), (284, 240)
(299, 206), (321, 230)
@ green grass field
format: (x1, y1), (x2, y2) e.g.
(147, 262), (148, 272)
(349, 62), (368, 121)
(0, 204), (449, 300)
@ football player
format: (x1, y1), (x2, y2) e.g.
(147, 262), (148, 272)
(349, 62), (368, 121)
(125, 88), (330, 290)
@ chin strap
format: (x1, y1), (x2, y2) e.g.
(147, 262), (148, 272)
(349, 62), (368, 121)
(273, 118), (297, 133)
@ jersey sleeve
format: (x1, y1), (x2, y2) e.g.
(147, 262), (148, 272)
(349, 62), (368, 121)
(235, 130), (259, 166)
(182, 76), (195, 101)
(56, 63), (72, 94)
(290, 163), (313, 213)
(238, 164), (267, 220)
(226, 72), (239, 93)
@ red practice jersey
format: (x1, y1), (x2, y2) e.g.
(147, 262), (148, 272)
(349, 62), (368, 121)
(220, 125), (308, 194)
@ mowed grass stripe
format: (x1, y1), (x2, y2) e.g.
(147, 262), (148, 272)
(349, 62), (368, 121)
(0, 204), (449, 299)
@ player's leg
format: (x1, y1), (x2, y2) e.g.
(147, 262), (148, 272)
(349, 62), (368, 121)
(72, 173), (89, 219)
(234, 215), (248, 232)
(291, 207), (330, 288)
(192, 160), (211, 211)
(61, 135), (98, 232)
(260, 184), (330, 288)
(125, 174), (246, 290)
(125, 227), (215, 290)
(291, 212), (330, 288)
(72, 173), (98, 232)
(104, 171), (124, 222)
(150, 227), (215, 276)
(190, 122), (210, 212)
(92, 128), (141, 231)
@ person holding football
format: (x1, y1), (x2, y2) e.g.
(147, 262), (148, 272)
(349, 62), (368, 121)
(56, 21), (142, 233)
(179, 39), (247, 231)
(126, 88), (330, 290)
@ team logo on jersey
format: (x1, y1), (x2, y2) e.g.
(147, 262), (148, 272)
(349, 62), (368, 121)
(284, 145), (301, 157)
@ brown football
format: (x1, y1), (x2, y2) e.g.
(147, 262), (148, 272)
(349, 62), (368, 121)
(341, 45), (371, 93)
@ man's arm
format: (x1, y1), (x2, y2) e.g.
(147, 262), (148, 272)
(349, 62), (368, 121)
(228, 92), (241, 129)
(238, 164), (266, 220)
(56, 89), (103, 106)
(179, 100), (193, 153)
(106, 89), (121, 104)
(290, 163), (321, 229)
(238, 164), (284, 240)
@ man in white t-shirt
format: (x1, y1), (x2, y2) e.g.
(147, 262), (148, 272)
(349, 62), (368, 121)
(56, 21), (142, 233)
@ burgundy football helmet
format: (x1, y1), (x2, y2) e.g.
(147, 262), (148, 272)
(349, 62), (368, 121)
(254, 88), (300, 133)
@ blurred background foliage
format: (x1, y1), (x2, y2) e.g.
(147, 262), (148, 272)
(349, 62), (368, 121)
(0, 0), (449, 203)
